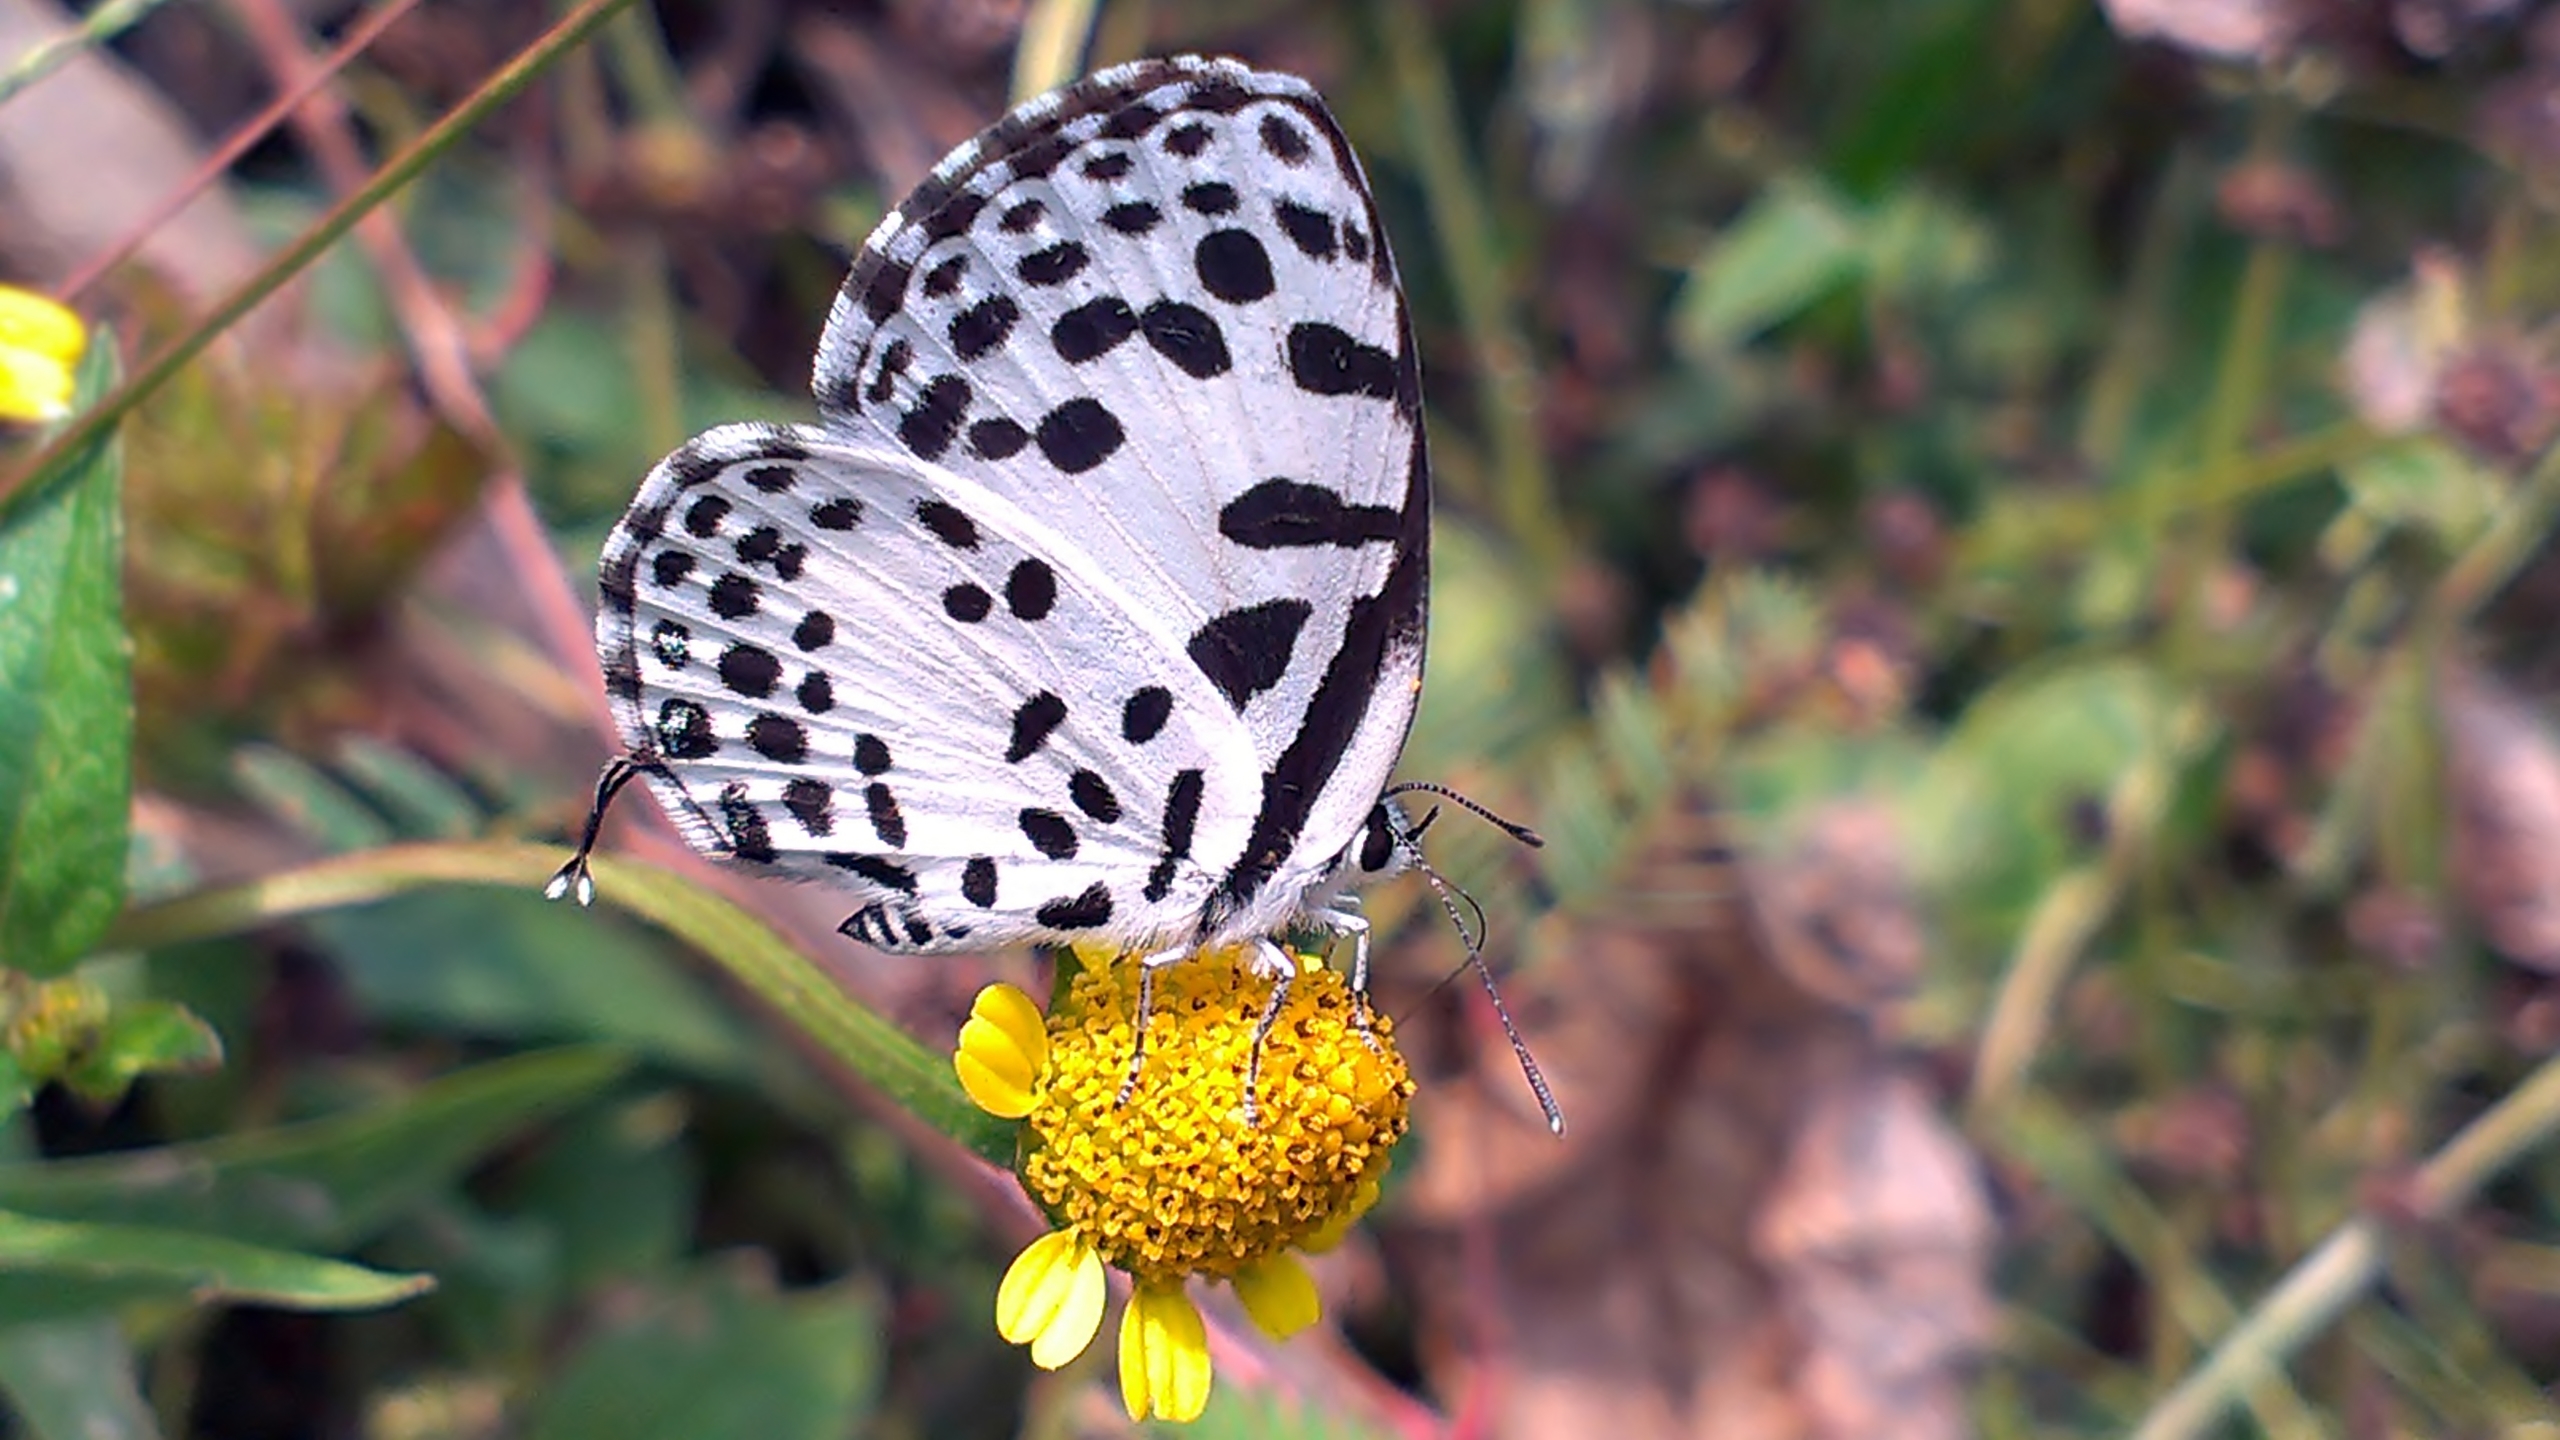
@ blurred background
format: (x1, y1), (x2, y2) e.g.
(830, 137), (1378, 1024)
(6, 0), (2560, 1434)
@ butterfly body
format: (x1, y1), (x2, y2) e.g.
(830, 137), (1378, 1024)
(583, 56), (1429, 973)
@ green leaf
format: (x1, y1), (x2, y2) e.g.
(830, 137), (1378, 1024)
(0, 1319), (160, 1440)
(0, 1046), (632, 1252)
(0, 1208), (430, 1322)
(523, 1266), (880, 1440)
(1674, 178), (1866, 354)
(0, 332), (130, 975)
(310, 888), (771, 1086)
(58, 999), (222, 1104)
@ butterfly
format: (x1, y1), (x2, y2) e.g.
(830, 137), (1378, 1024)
(550, 55), (1555, 1128)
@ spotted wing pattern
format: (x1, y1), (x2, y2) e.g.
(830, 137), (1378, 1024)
(594, 57), (1428, 953)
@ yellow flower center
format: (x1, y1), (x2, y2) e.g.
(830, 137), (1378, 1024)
(1022, 947), (1412, 1286)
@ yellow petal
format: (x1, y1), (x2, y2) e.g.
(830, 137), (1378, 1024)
(1118, 1283), (1212, 1423)
(1231, 1253), (1320, 1340)
(955, 984), (1047, 1117)
(994, 1229), (1104, 1370)
(0, 342), (73, 423)
(1300, 1174), (1383, 1255)
(970, 982), (1048, 1065)
(0, 286), (83, 365)
(954, 1048), (1035, 1118)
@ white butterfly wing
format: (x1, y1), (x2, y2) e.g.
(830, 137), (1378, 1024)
(807, 57), (1429, 934)
(596, 423), (1260, 952)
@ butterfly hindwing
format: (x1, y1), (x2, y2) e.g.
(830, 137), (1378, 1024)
(597, 423), (1261, 951)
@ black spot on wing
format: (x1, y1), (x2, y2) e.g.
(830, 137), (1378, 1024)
(1122, 686), (1172, 743)
(1140, 301), (1230, 378)
(719, 783), (776, 863)
(797, 672), (834, 713)
(656, 699), (716, 759)
(1286, 322), (1397, 398)
(962, 856), (998, 907)
(949, 294), (1021, 360)
(665, 440), (729, 489)
(1036, 882), (1113, 929)
(719, 644), (780, 698)
(900, 375), (972, 460)
(944, 584), (993, 622)
(650, 620), (691, 668)
(1187, 599), (1312, 710)
(685, 495), (730, 538)
(854, 734), (891, 774)
(1019, 242), (1089, 287)
(1081, 150), (1135, 181)
(1053, 297), (1138, 364)
(1259, 113), (1313, 164)
(651, 550), (695, 588)
(1164, 121), (1212, 157)
(1006, 559), (1056, 620)
(926, 188), (990, 244)
(866, 783), (907, 847)
(1035, 398), (1125, 473)
(1186, 75), (1253, 114)
(794, 611), (835, 650)
(1069, 769), (1121, 823)
(917, 499), (979, 548)
(922, 254), (968, 297)
(810, 496), (862, 530)
(1145, 767), (1205, 903)
(709, 572), (760, 620)
(866, 339), (913, 406)
(743, 464), (796, 493)
(827, 851), (916, 893)
(970, 418), (1029, 460)
(747, 713), (810, 763)
(1196, 230), (1274, 303)
(1274, 202), (1337, 261)
(1020, 808), (1078, 860)
(1007, 691), (1067, 762)
(999, 199), (1045, 233)
(785, 777), (835, 836)
(1219, 478), (1403, 548)
(859, 258), (910, 323)
(1101, 201), (1163, 235)
(1181, 181), (1237, 215)
(1101, 101), (1164, 140)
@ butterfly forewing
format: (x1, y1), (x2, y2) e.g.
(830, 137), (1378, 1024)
(595, 56), (1430, 953)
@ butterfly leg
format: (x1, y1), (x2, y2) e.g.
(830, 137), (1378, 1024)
(1312, 898), (1384, 1055)
(1232, 939), (1305, 1128)
(1116, 943), (1193, 1111)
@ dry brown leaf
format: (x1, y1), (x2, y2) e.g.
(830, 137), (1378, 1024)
(1383, 796), (1989, 1439)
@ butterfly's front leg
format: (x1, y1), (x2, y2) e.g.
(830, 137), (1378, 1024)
(1309, 898), (1383, 1054)
(1117, 943), (1196, 1114)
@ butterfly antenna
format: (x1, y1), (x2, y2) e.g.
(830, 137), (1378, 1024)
(1384, 812), (1566, 1137)
(1383, 781), (1544, 849)
(544, 755), (645, 908)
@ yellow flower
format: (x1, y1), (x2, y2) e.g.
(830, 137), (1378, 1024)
(958, 944), (1413, 1423)
(0, 286), (84, 423)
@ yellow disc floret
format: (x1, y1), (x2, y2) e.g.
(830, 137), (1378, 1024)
(1021, 945), (1413, 1286)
